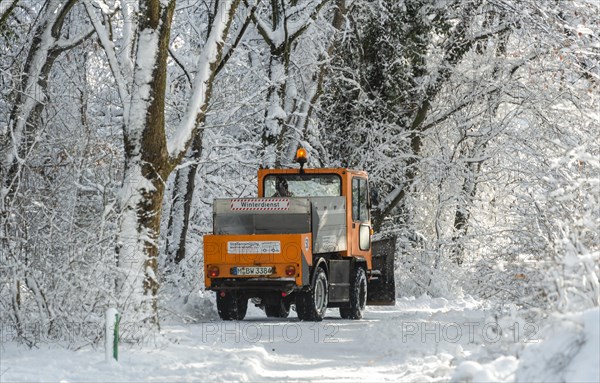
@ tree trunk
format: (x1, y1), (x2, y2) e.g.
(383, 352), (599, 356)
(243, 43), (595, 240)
(254, 0), (329, 168)
(262, 44), (290, 168)
(451, 157), (483, 265)
(117, 0), (175, 325)
(116, 0), (240, 325)
(283, 0), (347, 166)
(165, 133), (202, 268)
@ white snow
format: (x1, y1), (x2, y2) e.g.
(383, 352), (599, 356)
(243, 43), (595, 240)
(92, 0), (111, 14)
(2, 296), (598, 382)
(0, 296), (479, 382)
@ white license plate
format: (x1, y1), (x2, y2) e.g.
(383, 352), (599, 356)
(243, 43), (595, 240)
(232, 266), (273, 276)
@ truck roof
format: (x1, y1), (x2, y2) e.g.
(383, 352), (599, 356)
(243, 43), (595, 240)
(258, 167), (368, 177)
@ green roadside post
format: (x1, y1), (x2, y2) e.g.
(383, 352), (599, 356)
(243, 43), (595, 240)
(105, 308), (119, 362)
(113, 312), (120, 361)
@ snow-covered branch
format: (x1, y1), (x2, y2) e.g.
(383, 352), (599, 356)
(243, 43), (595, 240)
(287, 0), (330, 43)
(53, 26), (95, 52)
(168, 0), (237, 159)
(83, 0), (131, 121)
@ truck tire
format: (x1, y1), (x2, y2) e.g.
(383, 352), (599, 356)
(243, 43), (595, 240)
(340, 267), (367, 319)
(265, 300), (290, 318)
(296, 267), (328, 321)
(216, 292), (248, 320)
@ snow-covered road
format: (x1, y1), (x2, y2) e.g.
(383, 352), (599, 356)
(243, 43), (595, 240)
(0, 296), (497, 382)
(1, 296), (597, 382)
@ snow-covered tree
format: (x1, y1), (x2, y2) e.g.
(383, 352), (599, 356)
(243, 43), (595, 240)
(82, 0), (243, 325)
(0, 1), (100, 344)
(0, 0), (597, 345)
(319, 0), (599, 306)
(162, 0), (346, 283)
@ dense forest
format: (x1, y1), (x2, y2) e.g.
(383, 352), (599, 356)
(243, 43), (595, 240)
(0, 0), (598, 344)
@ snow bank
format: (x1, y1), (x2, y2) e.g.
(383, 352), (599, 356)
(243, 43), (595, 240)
(451, 308), (599, 383)
(452, 356), (519, 383)
(516, 308), (600, 383)
(564, 309), (600, 382)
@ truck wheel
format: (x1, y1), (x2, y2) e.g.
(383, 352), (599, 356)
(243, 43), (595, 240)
(216, 292), (248, 320)
(265, 300), (290, 318)
(340, 267), (367, 319)
(296, 267), (328, 321)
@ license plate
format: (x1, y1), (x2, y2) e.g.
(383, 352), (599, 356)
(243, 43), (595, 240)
(232, 266), (273, 276)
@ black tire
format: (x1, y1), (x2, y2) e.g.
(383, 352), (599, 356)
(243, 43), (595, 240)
(216, 292), (248, 320)
(296, 267), (328, 321)
(265, 300), (290, 318)
(340, 267), (367, 319)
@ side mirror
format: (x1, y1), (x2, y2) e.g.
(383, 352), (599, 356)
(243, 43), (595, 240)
(370, 188), (380, 209)
(359, 224), (371, 251)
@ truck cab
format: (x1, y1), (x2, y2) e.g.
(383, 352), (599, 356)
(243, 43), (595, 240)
(203, 149), (395, 321)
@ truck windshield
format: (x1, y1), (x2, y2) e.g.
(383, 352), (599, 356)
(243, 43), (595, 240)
(264, 174), (341, 197)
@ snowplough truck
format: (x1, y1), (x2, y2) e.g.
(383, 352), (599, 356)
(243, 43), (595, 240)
(203, 148), (396, 321)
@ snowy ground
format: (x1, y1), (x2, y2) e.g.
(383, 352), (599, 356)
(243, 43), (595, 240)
(1, 296), (598, 382)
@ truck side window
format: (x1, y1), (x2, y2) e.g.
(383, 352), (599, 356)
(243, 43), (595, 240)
(352, 177), (369, 222)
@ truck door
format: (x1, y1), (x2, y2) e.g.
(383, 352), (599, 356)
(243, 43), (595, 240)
(350, 177), (372, 264)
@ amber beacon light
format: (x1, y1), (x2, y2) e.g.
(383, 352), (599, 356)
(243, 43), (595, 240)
(295, 147), (308, 172)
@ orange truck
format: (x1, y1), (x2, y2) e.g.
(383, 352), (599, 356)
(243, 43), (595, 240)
(203, 149), (396, 321)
